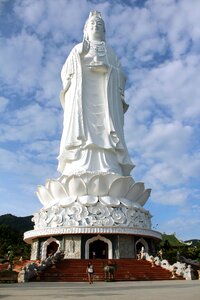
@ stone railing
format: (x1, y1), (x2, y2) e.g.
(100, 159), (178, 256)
(18, 251), (64, 283)
(142, 252), (197, 280)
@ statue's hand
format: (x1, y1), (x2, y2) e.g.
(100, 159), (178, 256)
(88, 62), (109, 73)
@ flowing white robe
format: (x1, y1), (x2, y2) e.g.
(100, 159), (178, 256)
(58, 42), (134, 176)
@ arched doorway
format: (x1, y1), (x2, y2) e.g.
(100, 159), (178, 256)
(85, 235), (112, 259)
(41, 237), (60, 260)
(135, 238), (148, 258)
(89, 239), (108, 259)
(47, 241), (59, 257)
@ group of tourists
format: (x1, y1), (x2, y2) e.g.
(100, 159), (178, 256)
(86, 261), (116, 284)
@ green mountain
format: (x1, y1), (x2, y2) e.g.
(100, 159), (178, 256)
(0, 214), (33, 259)
(0, 214), (33, 234)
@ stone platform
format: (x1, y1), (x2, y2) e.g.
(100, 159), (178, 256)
(1, 281), (200, 300)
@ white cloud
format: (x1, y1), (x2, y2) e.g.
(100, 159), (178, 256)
(23, 139), (60, 162)
(126, 118), (193, 165)
(152, 188), (189, 206)
(0, 30), (43, 92)
(0, 147), (57, 179)
(14, 0), (92, 41)
(165, 213), (200, 240)
(147, 0), (200, 53)
(126, 56), (200, 125)
(0, 0), (199, 239)
(0, 103), (61, 143)
(139, 120), (192, 156)
(0, 96), (9, 112)
(14, 0), (46, 26)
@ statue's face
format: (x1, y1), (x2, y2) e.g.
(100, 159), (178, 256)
(86, 16), (105, 41)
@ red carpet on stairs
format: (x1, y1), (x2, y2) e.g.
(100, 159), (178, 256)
(36, 259), (184, 282)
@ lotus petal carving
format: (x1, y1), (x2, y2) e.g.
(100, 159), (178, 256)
(49, 180), (69, 201)
(109, 176), (134, 197)
(35, 172), (151, 232)
(120, 198), (133, 208)
(78, 172), (95, 183)
(58, 175), (68, 185)
(36, 186), (55, 207)
(88, 175), (109, 196)
(59, 197), (76, 207)
(103, 173), (121, 188)
(78, 195), (98, 206)
(125, 182), (145, 201)
(65, 175), (87, 196)
(135, 189), (151, 206)
(45, 179), (51, 189)
(99, 196), (120, 207)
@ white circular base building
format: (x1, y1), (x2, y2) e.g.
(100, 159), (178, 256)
(24, 173), (161, 260)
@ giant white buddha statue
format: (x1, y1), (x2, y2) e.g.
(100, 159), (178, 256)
(58, 11), (134, 177)
(29, 11), (153, 239)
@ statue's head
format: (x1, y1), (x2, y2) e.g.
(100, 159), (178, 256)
(83, 11), (105, 42)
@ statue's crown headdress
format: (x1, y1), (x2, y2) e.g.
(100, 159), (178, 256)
(89, 11), (102, 19)
(83, 10), (105, 43)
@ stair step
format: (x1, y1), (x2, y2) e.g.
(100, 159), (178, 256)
(35, 259), (184, 282)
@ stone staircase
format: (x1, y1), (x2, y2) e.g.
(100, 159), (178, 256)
(37, 259), (184, 282)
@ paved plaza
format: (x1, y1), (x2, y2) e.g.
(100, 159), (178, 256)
(0, 280), (199, 300)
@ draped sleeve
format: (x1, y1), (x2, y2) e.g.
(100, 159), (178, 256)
(60, 50), (75, 109)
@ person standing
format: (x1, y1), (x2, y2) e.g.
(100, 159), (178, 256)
(86, 261), (94, 284)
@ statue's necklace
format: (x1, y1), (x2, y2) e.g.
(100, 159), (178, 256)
(90, 41), (106, 57)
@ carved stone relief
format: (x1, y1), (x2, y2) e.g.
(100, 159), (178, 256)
(64, 235), (81, 258)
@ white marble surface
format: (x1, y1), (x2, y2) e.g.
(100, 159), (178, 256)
(58, 11), (133, 176)
(28, 11), (157, 243)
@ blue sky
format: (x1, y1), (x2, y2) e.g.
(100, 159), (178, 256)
(0, 0), (200, 241)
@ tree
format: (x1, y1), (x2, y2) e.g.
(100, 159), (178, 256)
(0, 224), (31, 260)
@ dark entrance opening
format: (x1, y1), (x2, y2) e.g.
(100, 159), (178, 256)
(89, 240), (108, 259)
(136, 242), (145, 253)
(47, 241), (59, 256)
(136, 242), (145, 258)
